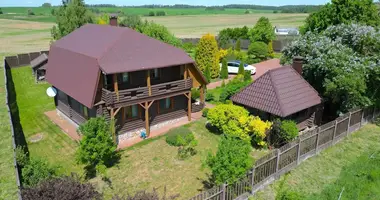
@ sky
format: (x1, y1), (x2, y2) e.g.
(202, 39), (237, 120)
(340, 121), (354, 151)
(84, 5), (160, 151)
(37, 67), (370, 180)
(1, 0), (331, 7)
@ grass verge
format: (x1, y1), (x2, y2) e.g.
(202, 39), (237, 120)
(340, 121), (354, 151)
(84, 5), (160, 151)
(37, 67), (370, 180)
(252, 123), (380, 200)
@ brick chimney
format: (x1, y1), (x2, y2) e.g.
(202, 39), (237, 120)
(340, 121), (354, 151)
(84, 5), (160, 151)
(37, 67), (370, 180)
(109, 14), (118, 26)
(292, 56), (304, 75)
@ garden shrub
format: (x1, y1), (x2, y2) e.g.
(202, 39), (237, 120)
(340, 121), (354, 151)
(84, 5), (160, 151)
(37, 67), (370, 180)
(21, 174), (102, 200)
(22, 158), (57, 187)
(191, 88), (200, 100)
(204, 65), (211, 82)
(207, 104), (272, 146)
(207, 136), (253, 184)
(219, 75), (251, 102)
(165, 127), (195, 147)
(235, 39), (241, 51)
(238, 62), (245, 75)
(205, 92), (214, 102)
(247, 41), (269, 62)
(247, 116), (273, 147)
(220, 59), (228, 79)
(269, 119), (298, 147)
(195, 33), (220, 78)
(177, 142), (197, 160)
(268, 41), (275, 58)
(244, 70), (252, 82)
(202, 108), (210, 117)
(15, 146), (29, 168)
(76, 117), (118, 169)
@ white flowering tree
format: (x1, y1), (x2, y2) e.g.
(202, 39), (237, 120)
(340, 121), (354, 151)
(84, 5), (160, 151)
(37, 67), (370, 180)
(281, 24), (380, 115)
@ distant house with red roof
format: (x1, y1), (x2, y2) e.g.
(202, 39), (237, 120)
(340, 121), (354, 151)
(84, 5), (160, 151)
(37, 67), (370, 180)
(231, 57), (323, 130)
(46, 17), (207, 139)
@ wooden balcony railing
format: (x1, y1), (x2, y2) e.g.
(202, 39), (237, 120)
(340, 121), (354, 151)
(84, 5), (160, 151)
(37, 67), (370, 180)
(102, 78), (193, 106)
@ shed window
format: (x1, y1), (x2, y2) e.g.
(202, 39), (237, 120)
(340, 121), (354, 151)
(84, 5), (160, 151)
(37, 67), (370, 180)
(122, 72), (129, 83)
(150, 69), (160, 79)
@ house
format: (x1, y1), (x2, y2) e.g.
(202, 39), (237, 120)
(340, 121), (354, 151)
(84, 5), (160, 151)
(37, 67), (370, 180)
(231, 57), (322, 130)
(274, 26), (299, 36)
(46, 17), (207, 140)
(31, 53), (48, 82)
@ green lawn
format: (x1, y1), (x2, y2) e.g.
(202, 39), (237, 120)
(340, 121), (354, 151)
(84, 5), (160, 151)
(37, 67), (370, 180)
(252, 123), (380, 200)
(10, 67), (82, 175)
(0, 55), (18, 200)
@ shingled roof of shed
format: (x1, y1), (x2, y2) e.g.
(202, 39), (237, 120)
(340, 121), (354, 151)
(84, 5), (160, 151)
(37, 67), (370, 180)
(31, 53), (48, 69)
(46, 24), (205, 108)
(231, 66), (321, 117)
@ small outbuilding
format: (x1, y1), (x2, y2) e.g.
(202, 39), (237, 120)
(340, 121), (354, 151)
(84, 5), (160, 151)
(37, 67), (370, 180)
(231, 57), (323, 130)
(31, 53), (48, 82)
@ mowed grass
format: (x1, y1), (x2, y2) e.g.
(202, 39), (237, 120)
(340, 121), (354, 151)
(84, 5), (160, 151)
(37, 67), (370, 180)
(10, 67), (82, 175)
(0, 54), (18, 200)
(252, 123), (380, 200)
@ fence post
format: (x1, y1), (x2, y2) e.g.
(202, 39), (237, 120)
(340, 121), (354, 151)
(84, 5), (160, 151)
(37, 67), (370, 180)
(296, 137), (301, 165)
(360, 109), (365, 127)
(221, 183), (227, 200)
(332, 120), (338, 142)
(250, 168), (255, 194)
(315, 127), (320, 154)
(275, 149), (281, 174)
(346, 112), (352, 136)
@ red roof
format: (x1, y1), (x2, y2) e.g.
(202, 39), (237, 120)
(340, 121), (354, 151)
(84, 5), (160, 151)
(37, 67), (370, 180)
(46, 24), (197, 108)
(231, 66), (321, 117)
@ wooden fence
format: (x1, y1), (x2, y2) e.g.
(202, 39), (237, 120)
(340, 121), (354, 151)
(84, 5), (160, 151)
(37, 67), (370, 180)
(4, 51), (49, 68)
(3, 59), (23, 199)
(189, 107), (380, 200)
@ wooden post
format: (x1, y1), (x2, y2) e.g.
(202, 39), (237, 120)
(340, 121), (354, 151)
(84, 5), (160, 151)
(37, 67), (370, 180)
(184, 65), (188, 79)
(332, 120), (338, 142)
(347, 112), (352, 136)
(221, 183), (227, 200)
(122, 107), (125, 125)
(110, 108), (116, 143)
(296, 138), (301, 165)
(200, 86), (205, 104)
(145, 101), (150, 137)
(188, 92), (192, 121)
(146, 70), (151, 96)
(113, 74), (119, 101)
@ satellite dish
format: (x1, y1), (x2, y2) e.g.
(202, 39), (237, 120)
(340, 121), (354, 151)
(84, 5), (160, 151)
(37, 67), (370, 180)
(46, 87), (57, 97)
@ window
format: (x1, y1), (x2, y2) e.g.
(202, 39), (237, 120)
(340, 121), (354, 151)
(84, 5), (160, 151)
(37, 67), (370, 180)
(80, 104), (88, 118)
(125, 105), (139, 119)
(122, 72), (129, 83)
(158, 97), (173, 114)
(150, 68), (160, 79)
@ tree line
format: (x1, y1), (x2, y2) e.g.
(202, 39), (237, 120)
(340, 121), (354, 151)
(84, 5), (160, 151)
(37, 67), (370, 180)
(83, 4), (322, 13)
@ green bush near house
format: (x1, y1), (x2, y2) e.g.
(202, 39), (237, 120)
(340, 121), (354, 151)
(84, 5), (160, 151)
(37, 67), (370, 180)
(269, 119), (298, 148)
(219, 75), (251, 102)
(207, 136), (253, 185)
(22, 158), (57, 187)
(166, 127), (195, 147)
(202, 108), (210, 117)
(205, 92), (214, 102)
(191, 88), (200, 100)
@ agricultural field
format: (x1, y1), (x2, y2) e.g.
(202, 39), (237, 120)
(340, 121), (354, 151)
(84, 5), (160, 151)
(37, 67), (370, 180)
(252, 123), (380, 200)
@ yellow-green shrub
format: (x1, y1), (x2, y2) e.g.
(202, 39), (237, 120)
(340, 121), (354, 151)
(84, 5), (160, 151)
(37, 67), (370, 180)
(195, 34), (220, 79)
(247, 116), (272, 147)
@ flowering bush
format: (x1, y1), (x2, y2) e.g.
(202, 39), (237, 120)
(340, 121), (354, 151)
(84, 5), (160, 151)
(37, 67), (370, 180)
(281, 24), (380, 115)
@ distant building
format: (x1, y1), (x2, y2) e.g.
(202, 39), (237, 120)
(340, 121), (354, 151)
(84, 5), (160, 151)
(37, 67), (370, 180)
(274, 26), (300, 36)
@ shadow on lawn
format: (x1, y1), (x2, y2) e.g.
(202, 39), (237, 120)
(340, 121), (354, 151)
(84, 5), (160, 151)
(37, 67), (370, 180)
(83, 152), (121, 180)
(5, 66), (29, 185)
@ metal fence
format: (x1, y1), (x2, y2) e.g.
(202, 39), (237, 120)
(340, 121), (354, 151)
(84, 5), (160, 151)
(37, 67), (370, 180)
(189, 107), (380, 200)
(3, 58), (22, 199)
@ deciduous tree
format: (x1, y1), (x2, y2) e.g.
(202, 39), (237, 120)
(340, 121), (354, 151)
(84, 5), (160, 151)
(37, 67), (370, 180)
(301, 0), (380, 33)
(248, 17), (276, 44)
(51, 0), (93, 40)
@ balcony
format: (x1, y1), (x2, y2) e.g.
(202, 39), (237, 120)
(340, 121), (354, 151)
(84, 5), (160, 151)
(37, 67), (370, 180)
(102, 78), (193, 107)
